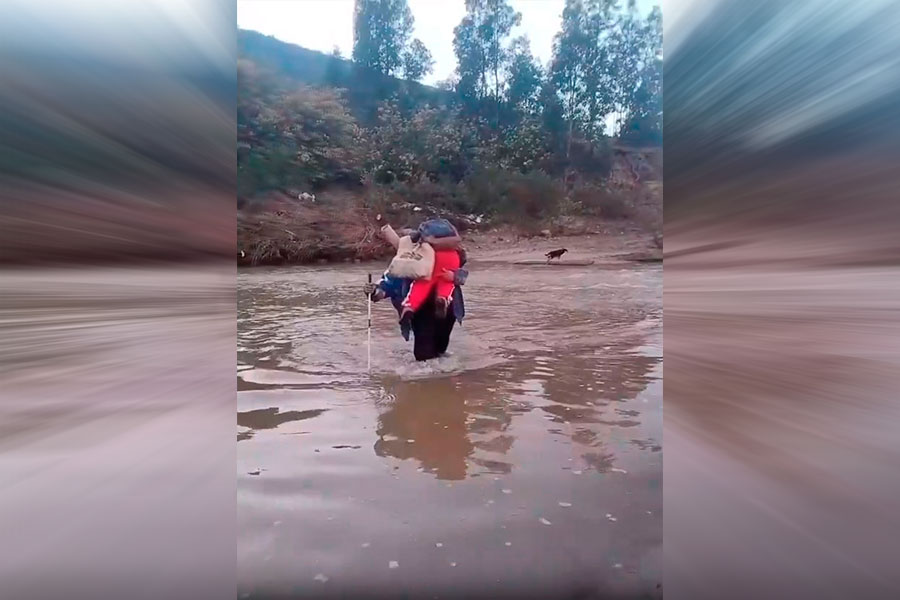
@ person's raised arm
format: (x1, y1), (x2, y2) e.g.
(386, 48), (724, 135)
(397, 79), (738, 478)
(380, 223), (401, 250)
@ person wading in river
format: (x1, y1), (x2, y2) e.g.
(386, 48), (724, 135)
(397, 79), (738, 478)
(397, 219), (462, 326)
(364, 222), (468, 361)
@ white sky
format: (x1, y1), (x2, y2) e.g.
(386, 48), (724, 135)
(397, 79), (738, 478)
(237, 0), (660, 85)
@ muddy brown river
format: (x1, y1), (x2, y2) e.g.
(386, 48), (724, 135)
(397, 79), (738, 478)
(237, 260), (662, 599)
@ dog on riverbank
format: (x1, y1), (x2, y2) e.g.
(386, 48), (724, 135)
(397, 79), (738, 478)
(545, 248), (568, 262)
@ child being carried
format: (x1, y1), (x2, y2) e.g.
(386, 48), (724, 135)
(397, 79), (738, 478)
(386, 218), (463, 326)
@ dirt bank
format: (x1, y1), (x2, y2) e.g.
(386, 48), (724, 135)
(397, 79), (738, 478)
(238, 188), (661, 268)
(466, 224), (661, 265)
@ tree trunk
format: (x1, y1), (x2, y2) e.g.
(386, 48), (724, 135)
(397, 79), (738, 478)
(588, 92), (598, 140)
(494, 62), (500, 128)
(480, 45), (487, 100)
(565, 74), (576, 160)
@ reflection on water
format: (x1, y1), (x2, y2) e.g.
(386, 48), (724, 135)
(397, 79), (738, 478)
(237, 407), (327, 442)
(375, 379), (474, 480)
(237, 262), (662, 598)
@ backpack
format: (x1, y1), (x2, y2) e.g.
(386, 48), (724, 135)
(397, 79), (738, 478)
(417, 218), (458, 240)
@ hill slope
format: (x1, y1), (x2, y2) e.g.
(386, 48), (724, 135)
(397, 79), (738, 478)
(238, 29), (454, 124)
(236, 30), (661, 267)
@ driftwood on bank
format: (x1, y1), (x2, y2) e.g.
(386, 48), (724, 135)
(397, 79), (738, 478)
(513, 259), (596, 266)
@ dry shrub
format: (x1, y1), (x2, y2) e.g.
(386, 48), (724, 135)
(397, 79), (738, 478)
(571, 184), (632, 220)
(465, 169), (562, 222)
(238, 195), (392, 266)
(393, 179), (468, 214)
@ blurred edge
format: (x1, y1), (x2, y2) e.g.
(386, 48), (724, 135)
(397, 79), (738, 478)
(0, 2), (236, 600)
(0, 1), (236, 265)
(665, 0), (900, 599)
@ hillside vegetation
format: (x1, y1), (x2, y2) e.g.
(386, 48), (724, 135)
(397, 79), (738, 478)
(238, 0), (662, 266)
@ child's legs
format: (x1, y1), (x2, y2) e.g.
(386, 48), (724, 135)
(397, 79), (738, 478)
(432, 249), (461, 302)
(403, 278), (436, 312)
(434, 280), (455, 301)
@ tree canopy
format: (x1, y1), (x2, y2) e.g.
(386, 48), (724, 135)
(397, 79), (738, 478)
(240, 1), (662, 204)
(352, 0), (415, 76)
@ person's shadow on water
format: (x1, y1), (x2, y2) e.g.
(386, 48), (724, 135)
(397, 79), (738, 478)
(374, 377), (473, 480)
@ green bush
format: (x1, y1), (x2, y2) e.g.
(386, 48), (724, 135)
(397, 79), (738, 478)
(238, 62), (366, 194)
(497, 120), (553, 173)
(571, 183), (631, 219)
(464, 168), (562, 221)
(396, 179), (469, 213)
(366, 102), (476, 185)
(462, 167), (507, 215)
(568, 136), (613, 179)
(502, 171), (563, 221)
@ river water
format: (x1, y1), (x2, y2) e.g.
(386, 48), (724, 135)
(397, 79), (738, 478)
(237, 260), (662, 599)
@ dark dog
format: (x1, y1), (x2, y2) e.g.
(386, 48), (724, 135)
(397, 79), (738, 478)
(545, 248), (568, 262)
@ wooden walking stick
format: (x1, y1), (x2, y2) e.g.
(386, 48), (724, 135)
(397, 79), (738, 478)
(367, 273), (372, 372)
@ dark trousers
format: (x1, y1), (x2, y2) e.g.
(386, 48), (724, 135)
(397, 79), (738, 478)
(412, 292), (457, 362)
